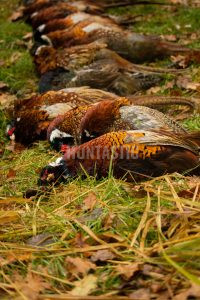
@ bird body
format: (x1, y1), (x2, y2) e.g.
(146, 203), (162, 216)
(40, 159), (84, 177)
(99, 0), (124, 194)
(34, 42), (108, 74)
(81, 28), (198, 63)
(35, 41), (156, 78)
(39, 130), (200, 185)
(47, 98), (187, 151)
(30, 3), (78, 28)
(80, 101), (187, 140)
(41, 21), (200, 64)
(7, 87), (117, 145)
(41, 21), (120, 48)
(23, 0), (132, 19)
(37, 12), (116, 35)
(38, 53), (162, 94)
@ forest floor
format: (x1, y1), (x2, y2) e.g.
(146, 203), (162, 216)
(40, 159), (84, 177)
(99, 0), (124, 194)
(0, 0), (200, 299)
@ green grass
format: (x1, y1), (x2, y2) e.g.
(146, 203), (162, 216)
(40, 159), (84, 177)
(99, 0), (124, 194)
(0, 1), (200, 299)
(110, 5), (200, 46)
(0, 0), (38, 94)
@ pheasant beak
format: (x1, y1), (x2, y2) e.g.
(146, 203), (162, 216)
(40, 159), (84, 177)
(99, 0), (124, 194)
(40, 169), (53, 182)
(47, 173), (55, 182)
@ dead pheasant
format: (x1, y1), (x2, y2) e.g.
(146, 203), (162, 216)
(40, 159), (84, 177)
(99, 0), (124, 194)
(23, 0), (148, 17)
(24, 0), (104, 17)
(6, 87), (117, 145)
(40, 21), (200, 64)
(80, 100), (187, 140)
(29, 3), (79, 28)
(35, 37), (163, 95)
(34, 42), (182, 76)
(7, 90), (200, 146)
(38, 58), (162, 94)
(36, 12), (117, 35)
(47, 98), (187, 151)
(39, 130), (200, 186)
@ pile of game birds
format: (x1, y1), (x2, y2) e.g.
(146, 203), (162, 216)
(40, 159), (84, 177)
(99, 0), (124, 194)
(6, 0), (200, 193)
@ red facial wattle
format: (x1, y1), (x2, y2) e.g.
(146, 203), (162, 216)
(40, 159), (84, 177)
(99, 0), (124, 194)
(7, 127), (16, 136)
(61, 144), (70, 153)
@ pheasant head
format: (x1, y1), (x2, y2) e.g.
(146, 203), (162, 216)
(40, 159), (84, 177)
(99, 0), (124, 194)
(38, 157), (70, 186)
(35, 46), (57, 74)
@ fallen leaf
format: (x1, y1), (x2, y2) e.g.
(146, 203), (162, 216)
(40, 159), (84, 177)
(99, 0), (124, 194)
(184, 176), (200, 188)
(13, 270), (51, 300)
(15, 39), (32, 50)
(150, 283), (163, 293)
(22, 32), (33, 40)
(190, 32), (198, 40)
(172, 111), (191, 121)
(163, 34), (177, 42)
(66, 257), (96, 276)
(171, 55), (189, 68)
(185, 82), (200, 90)
(142, 264), (165, 279)
(123, 184), (147, 198)
(83, 192), (97, 211)
(0, 81), (8, 90)
(0, 253), (32, 267)
(70, 274), (97, 296)
(176, 75), (200, 91)
(146, 86), (162, 95)
(91, 249), (115, 262)
(103, 213), (116, 229)
(174, 283), (200, 300)
(26, 233), (54, 247)
(8, 6), (24, 21)
(116, 263), (141, 280)
(178, 186), (200, 200)
(0, 60), (5, 67)
(78, 208), (103, 223)
(129, 288), (150, 300)
(164, 80), (175, 90)
(5, 141), (26, 153)
(9, 52), (22, 65)
(7, 168), (16, 179)
(5, 141), (16, 153)
(0, 92), (16, 110)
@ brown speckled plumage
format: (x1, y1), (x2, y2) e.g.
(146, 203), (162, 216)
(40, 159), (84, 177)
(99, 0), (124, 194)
(41, 21), (200, 64)
(24, 0), (103, 16)
(39, 130), (200, 185)
(12, 87), (117, 145)
(46, 98), (191, 152)
(80, 101), (187, 140)
(30, 3), (78, 28)
(38, 13), (116, 35)
(47, 97), (129, 148)
(47, 104), (90, 145)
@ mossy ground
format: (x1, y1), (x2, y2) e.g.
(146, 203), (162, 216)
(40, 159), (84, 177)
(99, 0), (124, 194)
(0, 1), (200, 299)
